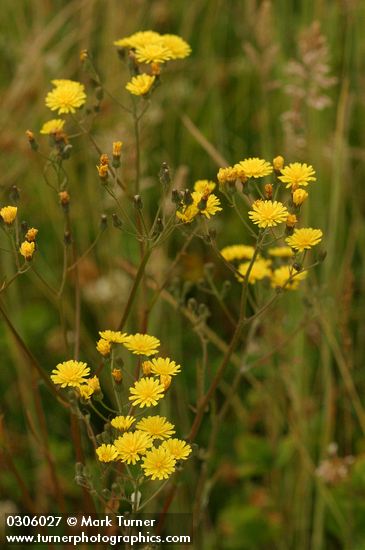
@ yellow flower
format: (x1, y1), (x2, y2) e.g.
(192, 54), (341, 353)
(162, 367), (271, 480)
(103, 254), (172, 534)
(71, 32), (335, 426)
(87, 376), (100, 392)
(286, 228), (323, 252)
(0, 206), (17, 225)
(96, 338), (111, 356)
(96, 444), (118, 463)
(142, 446), (176, 480)
(271, 265), (307, 290)
(40, 119), (65, 135)
(286, 214), (298, 228)
(142, 360), (153, 376)
(111, 368), (123, 383)
(129, 377), (165, 408)
(125, 74), (155, 96)
(192, 191), (222, 219)
(237, 259), (272, 284)
(279, 163), (316, 189)
(292, 188), (309, 206)
(161, 438), (192, 460)
(19, 241), (35, 261)
(111, 416), (136, 431)
(220, 244), (255, 262)
(160, 374), (172, 390)
(193, 180), (216, 194)
(268, 246), (294, 258)
(78, 384), (94, 400)
(248, 200), (288, 228)
(160, 34), (191, 59)
(135, 43), (172, 64)
(149, 357), (181, 377)
(51, 360), (90, 388)
(235, 158), (273, 179)
(112, 141), (123, 156)
(45, 79), (86, 114)
(176, 203), (199, 224)
(136, 416), (175, 440)
(114, 430), (153, 464)
(25, 228), (38, 242)
(123, 333), (160, 356)
(114, 31), (162, 49)
(99, 330), (129, 344)
(273, 155), (285, 171)
(217, 166), (239, 184)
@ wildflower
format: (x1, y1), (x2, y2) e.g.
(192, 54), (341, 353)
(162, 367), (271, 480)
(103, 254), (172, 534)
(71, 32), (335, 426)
(45, 79), (86, 115)
(114, 31), (162, 50)
(96, 338), (111, 356)
(161, 34), (191, 59)
(96, 444), (118, 463)
(237, 259), (272, 284)
(193, 191), (222, 219)
(161, 438), (192, 460)
(87, 376), (100, 393)
(80, 49), (88, 62)
(286, 214), (298, 228)
(286, 228), (323, 252)
(99, 330), (129, 344)
(264, 183), (273, 199)
(220, 244), (255, 262)
(160, 374), (172, 390)
(25, 228), (38, 242)
(96, 163), (109, 179)
(149, 357), (181, 377)
(142, 447), (176, 480)
(248, 200), (288, 228)
(142, 361), (153, 376)
(78, 384), (94, 400)
(292, 188), (309, 206)
(176, 203), (199, 223)
(273, 155), (285, 171)
(271, 265), (307, 290)
(235, 158), (273, 179)
(59, 191), (70, 206)
(112, 141), (123, 157)
(217, 166), (238, 185)
(19, 241), (35, 261)
(126, 74), (155, 96)
(135, 43), (172, 64)
(111, 416), (136, 431)
(136, 416), (175, 440)
(25, 130), (35, 142)
(51, 360), (90, 388)
(129, 377), (165, 408)
(279, 163), (316, 189)
(0, 206), (17, 225)
(40, 119), (65, 135)
(194, 180), (216, 194)
(268, 246), (294, 258)
(111, 368), (123, 383)
(114, 430), (153, 464)
(123, 333), (160, 356)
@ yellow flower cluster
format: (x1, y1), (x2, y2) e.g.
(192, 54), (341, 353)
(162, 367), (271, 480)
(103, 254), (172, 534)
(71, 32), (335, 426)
(114, 30), (191, 62)
(176, 180), (222, 224)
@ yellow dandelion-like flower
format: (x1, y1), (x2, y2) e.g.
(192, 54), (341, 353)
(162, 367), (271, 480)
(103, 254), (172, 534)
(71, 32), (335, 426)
(19, 241), (35, 261)
(135, 43), (172, 64)
(268, 246), (294, 258)
(114, 430), (153, 464)
(123, 333), (160, 356)
(0, 206), (17, 225)
(286, 228), (323, 252)
(237, 259), (272, 284)
(142, 360), (153, 376)
(136, 416), (175, 440)
(40, 119), (65, 135)
(236, 158), (273, 179)
(271, 265), (307, 290)
(125, 74), (155, 96)
(160, 34), (191, 59)
(161, 438), (192, 460)
(160, 374), (172, 390)
(87, 376), (100, 392)
(113, 31), (162, 49)
(96, 444), (118, 463)
(292, 188), (309, 206)
(142, 446), (176, 480)
(51, 360), (90, 388)
(149, 357), (181, 377)
(25, 228), (38, 242)
(129, 377), (165, 408)
(112, 368), (123, 383)
(99, 330), (129, 344)
(193, 179), (216, 194)
(217, 166), (238, 184)
(111, 416), (136, 431)
(192, 191), (222, 219)
(273, 155), (285, 171)
(45, 79), (86, 115)
(248, 200), (288, 228)
(78, 384), (94, 400)
(96, 338), (111, 356)
(279, 163), (316, 189)
(220, 244), (255, 262)
(176, 203), (199, 224)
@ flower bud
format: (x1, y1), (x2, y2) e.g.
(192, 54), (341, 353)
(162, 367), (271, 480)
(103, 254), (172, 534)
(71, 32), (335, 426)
(142, 361), (152, 376)
(286, 214), (298, 228)
(19, 241), (35, 261)
(264, 183), (273, 199)
(112, 213), (123, 229)
(25, 227), (38, 242)
(159, 162), (171, 188)
(111, 368), (123, 383)
(273, 155), (284, 172)
(292, 188), (308, 206)
(133, 195), (143, 210)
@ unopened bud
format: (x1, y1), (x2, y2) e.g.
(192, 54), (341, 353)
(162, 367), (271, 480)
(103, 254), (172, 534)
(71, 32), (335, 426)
(264, 183), (273, 199)
(171, 189), (181, 204)
(273, 155), (284, 172)
(159, 162), (171, 188)
(59, 191), (70, 207)
(100, 214), (108, 230)
(112, 213), (123, 229)
(133, 195), (143, 210)
(142, 361), (152, 376)
(26, 130), (38, 151)
(111, 368), (123, 383)
(64, 230), (72, 245)
(183, 189), (193, 206)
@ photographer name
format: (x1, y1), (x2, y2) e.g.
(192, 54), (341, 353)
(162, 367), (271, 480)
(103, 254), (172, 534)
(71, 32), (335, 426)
(80, 515), (156, 527)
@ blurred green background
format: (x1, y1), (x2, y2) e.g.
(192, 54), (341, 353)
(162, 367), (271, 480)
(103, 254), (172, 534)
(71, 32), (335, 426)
(1, 1), (365, 548)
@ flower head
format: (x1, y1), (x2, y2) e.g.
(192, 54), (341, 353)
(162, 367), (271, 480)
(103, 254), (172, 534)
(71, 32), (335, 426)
(149, 357), (181, 377)
(160, 374), (172, 390)
(160, 34), (191, 59)
(142, 446), (176, 480)
(271, 265), (307, 290)
(135, 43), (172, 64)
(40, 119), (65, 135)
(273, 155), (285, 171)
(237, 259), (272, 284)
(25, 228), (38, 242)
(193, 180), (216, 194)
(111, 416), (136, 431)
(129, 377), (165, 408)
(19, 241), (35, 261)
(220, 244), (255, 262)
(136, 416), (175, 440)
(248, 200), (288, 228)
(0, 206), (17, 225)
(99, 330), (129, 344)
(114, 31), (162, 49)
(161, 438), (192, 460)
(123, 333), (160, 356)
(96, 338), (111, 356)
(45, 79), (86, 114)
(292, 188), (309, 206)
(217, 166), (239, 185)
(78, 384), (94, 400)
(286, 228), (323, 252)
(126, 74), (155, 96)
(176, 203), (198, 224)
(193, 192), (222, 219)
(51, 360), (90, 388)
(114, 430), (153, 464)
(279, 163), (316, 189)
(96, 444), (118, 463)
(236, 158), (273, 179)
(268, 246), (294, 258)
